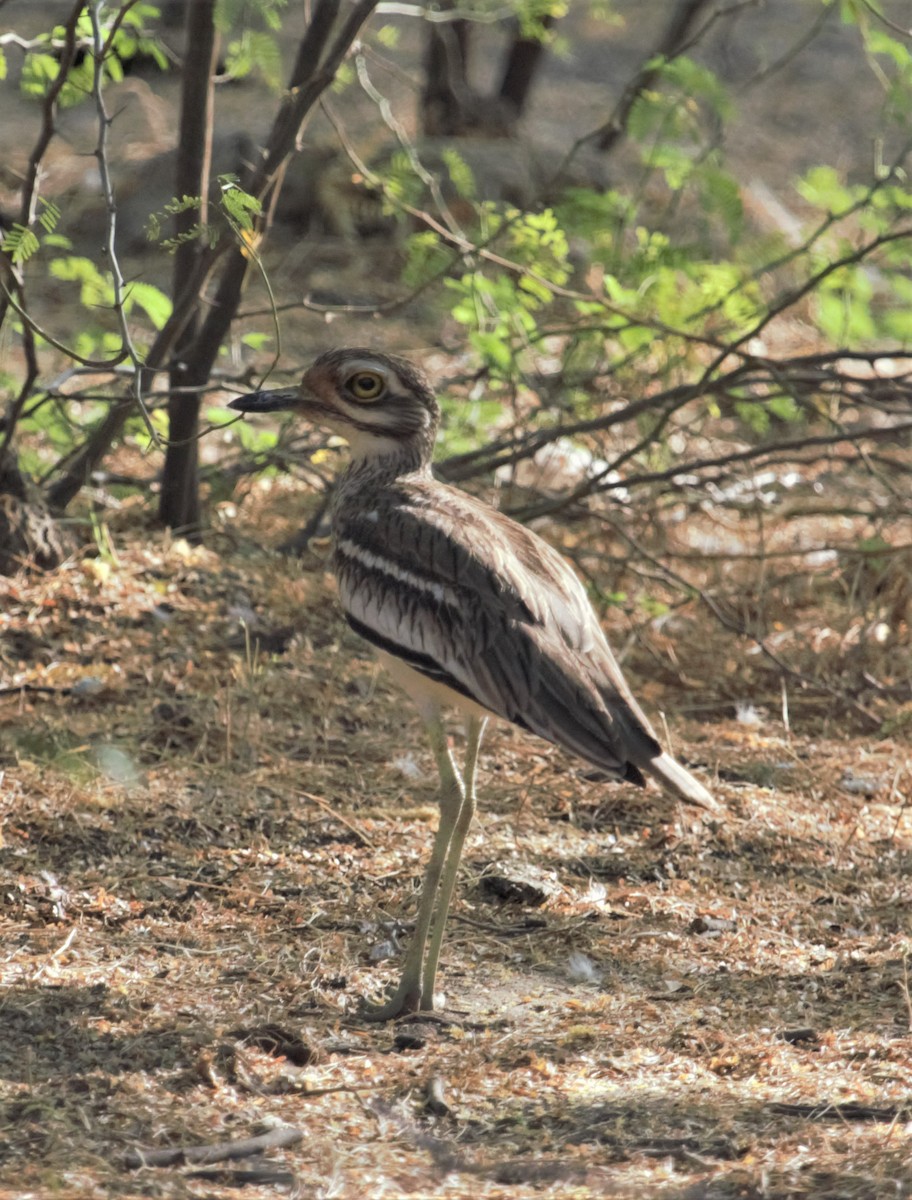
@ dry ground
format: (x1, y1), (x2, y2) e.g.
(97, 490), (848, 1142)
(1, 491), (910, 1199)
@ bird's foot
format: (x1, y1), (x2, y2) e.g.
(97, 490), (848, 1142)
(360, 981), (429, 1022)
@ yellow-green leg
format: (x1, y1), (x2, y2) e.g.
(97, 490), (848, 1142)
(419, 715), (486, 1009)
(361, 713), (465, 1020)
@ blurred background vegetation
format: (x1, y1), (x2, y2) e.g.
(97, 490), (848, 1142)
(1, 0), (910, 727)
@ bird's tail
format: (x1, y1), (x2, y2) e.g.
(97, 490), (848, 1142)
(647, 752), (720, 813)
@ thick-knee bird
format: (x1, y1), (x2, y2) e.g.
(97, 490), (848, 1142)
(230, 348), (717, 1018)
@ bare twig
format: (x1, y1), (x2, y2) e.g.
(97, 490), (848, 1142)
(351, 50), (472, 246)
(87, 0), (159, 444)
(583, 0), (758, 156)
(124, 1124), (304, 1170)
(299, 789), (375, 848)
(858, 0), (912, 40)
(899, 954), (912, 1032)
(0, 0), (84, 455)
(590, 513), (883, 728)
(770, 1102), (912, 1122)
(741, 1), (834, 91)
(509, 412), (912, 522)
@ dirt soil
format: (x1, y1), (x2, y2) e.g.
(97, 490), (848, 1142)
(1, 502), (910, 1199)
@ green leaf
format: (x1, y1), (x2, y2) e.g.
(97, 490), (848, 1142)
(207, 407), (234, 428)
(37, 200), (61, 234)
(21, 52), (59, 99)
(839, 0), (862, 26)
(105, 51), (125, 84)
(647, 143), (694, 190)
(376, 24), (400, 48)
(402, 230), (450, 289)
(0, 224), (40, 264)
(208, 405), (279, 453)
(441, 149), (476, 201)
(699, 163), (744, 238)
(220, 181), (261, 230)
(224, 30), (283, 88)
(517, 273), (553, 306)
(816, 287), (876, 344)
(867, 29), (912, 71)
(797, 165), (857, 213)
(767, 394), (801, 423)
(470, 332), (513, 372)
(126, 282), (172, 330)
(49, 256), (110, 308)
(882, 275), (912, 339)
(241, 332), (273, 351)
(734, 400), (770, 436)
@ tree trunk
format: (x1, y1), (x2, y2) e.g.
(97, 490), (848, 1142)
(0, 1), (86, 573)
(420, 11), (472, 136)
(158, 0), (220, 535)
(497, 15), (554, 123)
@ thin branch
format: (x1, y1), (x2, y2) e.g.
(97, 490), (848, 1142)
(0, 283), (131, 370)
(740, 1), (834, 92)
(529, 417), (912, 520)
(173, 0), (380, 381)
(438, 351), (912, 512)
(352, 50), (468, 243)
(14, 0), (84, 231)
(595, 514), (882, 728)
(88, 0), (160, 445)
(751, 137), (912, 276)
(695, 225), (912, 395)
(375, 3), (516, 21)
(125, 1124), (305, 1170)
(584, 1), (758, 155)
(45, 248), (219, 510)
(858, 0), (912, 40)
(649, 540), (912, 566)
(0, 0), (84, 454)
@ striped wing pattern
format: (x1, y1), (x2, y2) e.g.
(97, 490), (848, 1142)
(333, 476), (662, 784)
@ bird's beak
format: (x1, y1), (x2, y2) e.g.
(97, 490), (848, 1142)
(228, 387), (302, 413)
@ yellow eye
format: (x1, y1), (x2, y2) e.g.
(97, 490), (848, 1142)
(347, 370), (385, 401)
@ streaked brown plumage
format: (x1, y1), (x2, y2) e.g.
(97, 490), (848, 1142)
(230, 347), (717, 1017)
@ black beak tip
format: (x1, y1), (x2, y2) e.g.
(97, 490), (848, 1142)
(226, 387), (299, 414)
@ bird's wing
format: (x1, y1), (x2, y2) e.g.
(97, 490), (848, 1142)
(333, 480), (661, 778)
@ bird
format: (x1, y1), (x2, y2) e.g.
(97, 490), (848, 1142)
(229, 348), (718, 1019)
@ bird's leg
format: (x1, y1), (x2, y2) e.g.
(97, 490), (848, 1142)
(361, 713), (464, 1021)
(419, 715), (487, 1011)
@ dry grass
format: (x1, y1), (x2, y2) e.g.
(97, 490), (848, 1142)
(1, 490), (911, 1200)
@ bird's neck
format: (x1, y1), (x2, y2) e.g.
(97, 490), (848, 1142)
(335, 439), (434, 504)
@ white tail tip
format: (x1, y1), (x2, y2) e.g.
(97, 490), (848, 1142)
(648, 751), (720, 813)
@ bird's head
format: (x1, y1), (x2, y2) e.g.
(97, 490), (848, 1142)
(229, 348), (440, 465)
